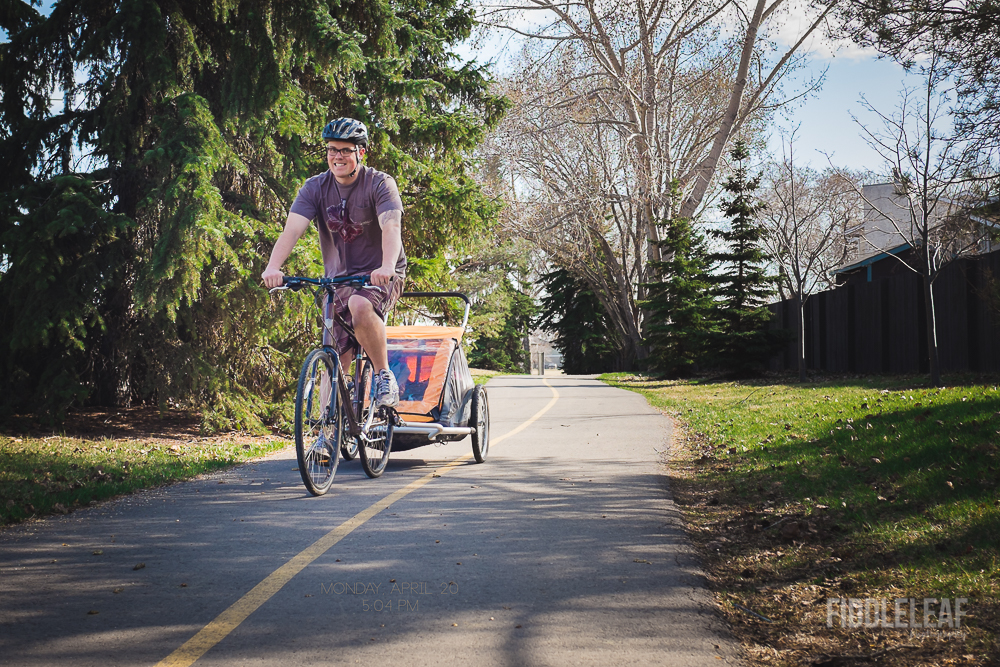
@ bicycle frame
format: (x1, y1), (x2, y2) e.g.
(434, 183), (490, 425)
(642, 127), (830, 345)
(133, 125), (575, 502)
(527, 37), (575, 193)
(274, 274), (387, 441)
(332, 344), (369, 440)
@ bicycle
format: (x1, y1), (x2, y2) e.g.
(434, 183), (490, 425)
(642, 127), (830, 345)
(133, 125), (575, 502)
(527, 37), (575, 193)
(270, 274), (397, 495)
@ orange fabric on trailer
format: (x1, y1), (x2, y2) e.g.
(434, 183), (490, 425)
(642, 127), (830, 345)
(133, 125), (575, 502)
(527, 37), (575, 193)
(386, 334), (458, 418)
(385, 325), (464, 341)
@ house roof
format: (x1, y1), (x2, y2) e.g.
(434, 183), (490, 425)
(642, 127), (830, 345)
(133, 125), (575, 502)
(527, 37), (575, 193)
(831, 243), (913, 275)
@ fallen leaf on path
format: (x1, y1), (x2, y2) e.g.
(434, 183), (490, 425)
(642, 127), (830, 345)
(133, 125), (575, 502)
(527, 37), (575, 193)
(133, 562), (145, 570)
(92, 550), (103, 555)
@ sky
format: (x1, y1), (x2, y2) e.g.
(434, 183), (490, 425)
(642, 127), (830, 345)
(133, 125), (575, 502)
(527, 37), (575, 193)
(765, 55), (922, 173)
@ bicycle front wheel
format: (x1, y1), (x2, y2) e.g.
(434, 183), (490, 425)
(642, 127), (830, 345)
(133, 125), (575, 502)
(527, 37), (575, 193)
(295, 349), (341, 495)
(358, 361), (394, 478)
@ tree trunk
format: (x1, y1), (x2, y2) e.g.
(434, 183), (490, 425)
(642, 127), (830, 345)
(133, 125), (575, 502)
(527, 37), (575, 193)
(923, 276), (941, 386)
(797, 294), (807, 383)
(678, 0), (767, 220)
(522, 332), (531, 375)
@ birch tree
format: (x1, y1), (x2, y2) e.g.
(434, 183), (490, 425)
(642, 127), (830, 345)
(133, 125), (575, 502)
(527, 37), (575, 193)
(760, 132), (859, 381)
(481, 0), (838, 365)
(844, 54), (997, 386)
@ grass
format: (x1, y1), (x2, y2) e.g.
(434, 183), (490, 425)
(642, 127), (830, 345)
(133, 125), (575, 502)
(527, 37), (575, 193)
(0, 432), (288, 526)
(602, 372), (1000, 666)
(470, 368), (506, 385)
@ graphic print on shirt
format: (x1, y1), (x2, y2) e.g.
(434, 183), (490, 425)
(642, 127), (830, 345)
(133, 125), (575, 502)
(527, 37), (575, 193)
(325, 198), (365, 243)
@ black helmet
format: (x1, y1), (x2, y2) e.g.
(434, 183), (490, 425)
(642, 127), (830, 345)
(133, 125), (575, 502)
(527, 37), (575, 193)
(322, 118), (368, 146)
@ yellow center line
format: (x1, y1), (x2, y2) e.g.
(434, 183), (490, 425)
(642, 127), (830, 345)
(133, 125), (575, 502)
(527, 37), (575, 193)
(155, 377), (559, 667)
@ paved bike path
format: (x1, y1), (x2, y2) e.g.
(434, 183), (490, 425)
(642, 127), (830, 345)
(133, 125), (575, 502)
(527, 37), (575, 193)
(0, 376), (739, 666)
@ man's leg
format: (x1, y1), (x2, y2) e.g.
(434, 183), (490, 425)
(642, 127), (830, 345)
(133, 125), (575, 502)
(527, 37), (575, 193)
(348, 294), (398, 408)
(348, 294), (389, 372)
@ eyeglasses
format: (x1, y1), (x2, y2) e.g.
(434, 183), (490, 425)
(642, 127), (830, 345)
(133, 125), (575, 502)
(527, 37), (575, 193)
(326, 146), (359, 157)
(326, 199), (364, 243)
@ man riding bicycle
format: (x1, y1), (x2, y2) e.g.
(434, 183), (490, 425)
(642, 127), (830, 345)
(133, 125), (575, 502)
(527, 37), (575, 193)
(262, 117), (404, 408)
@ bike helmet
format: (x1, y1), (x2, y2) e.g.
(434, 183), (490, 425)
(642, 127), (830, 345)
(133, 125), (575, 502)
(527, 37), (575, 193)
(322, 118), (369, 146)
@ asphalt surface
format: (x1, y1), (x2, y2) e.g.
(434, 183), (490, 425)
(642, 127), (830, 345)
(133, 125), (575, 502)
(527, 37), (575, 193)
(0, 375), (740, 666)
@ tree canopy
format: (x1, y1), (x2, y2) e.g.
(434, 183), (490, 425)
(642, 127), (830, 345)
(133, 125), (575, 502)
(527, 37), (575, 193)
(0, 0), (505, 426)
(536, 268), (623, 375)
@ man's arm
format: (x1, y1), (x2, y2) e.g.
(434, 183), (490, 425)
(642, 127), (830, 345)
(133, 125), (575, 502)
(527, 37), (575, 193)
(370, 209), (402, 287)
(262, 212), (311, 288)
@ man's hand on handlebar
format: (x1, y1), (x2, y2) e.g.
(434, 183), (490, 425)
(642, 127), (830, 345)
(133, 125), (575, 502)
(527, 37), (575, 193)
(370, 266), (395, 287)
(262, 267), (285, 289)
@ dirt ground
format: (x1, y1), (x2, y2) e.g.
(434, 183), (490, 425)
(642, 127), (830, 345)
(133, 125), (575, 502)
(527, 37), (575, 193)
(5, 407), (278, 446)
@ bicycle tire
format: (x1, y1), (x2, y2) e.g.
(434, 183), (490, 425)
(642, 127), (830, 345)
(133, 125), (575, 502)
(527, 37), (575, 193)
(340, 359), (369, 461)
(358, 360), (393, 477)
(294, 349), (341, 495)
(470, 385), (490, 463)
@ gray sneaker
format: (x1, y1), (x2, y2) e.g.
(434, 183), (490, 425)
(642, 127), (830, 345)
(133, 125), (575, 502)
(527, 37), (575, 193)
(374, 368), (399, 408)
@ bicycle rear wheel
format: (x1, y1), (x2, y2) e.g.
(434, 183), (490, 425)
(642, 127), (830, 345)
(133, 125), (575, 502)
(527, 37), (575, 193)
(358, 360), (394, 478)
(295, 349), (341, 495)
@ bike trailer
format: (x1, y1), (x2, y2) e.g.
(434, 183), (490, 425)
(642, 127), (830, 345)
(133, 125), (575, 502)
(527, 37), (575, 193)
(387, 292), (488, 457)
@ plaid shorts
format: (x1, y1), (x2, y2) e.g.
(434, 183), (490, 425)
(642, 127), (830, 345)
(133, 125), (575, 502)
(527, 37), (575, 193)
(323, 277), (404, 355)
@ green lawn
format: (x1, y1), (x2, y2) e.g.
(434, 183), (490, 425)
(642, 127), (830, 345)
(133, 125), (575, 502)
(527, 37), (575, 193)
(603, 372), (1000, 664)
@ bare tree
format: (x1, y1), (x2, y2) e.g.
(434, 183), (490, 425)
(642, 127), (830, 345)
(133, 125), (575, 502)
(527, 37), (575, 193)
(480, 0), (839, 365)
(843, 53), (998, 386)
(760, 130), (860, 381)
(485, 79), (650, 359)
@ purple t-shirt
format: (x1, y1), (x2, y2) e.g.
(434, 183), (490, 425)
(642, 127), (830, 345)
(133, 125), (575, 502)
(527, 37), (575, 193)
(289, 166), (406, 278)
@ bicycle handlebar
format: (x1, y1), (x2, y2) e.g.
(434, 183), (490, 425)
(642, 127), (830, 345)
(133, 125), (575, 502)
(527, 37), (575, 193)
(269, 274), (377, 294)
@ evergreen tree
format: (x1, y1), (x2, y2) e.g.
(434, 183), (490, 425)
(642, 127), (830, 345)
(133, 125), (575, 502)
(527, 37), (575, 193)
(706, 141), (780, 377)
(467, 277), (537, 373)
(641, 212), (716, 377)
(536, 268), (621, 374)
(0, 0), (505, 427)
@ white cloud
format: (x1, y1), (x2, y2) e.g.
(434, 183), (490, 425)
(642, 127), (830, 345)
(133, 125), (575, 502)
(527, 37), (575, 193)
(766, 0), (879, 62)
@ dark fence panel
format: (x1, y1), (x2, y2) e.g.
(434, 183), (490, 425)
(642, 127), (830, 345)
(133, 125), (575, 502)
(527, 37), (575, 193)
(769, 249), (1000, 375)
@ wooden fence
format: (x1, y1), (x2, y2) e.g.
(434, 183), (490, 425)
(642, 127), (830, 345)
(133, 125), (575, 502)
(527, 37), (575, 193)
(767, 249), (1000, 374)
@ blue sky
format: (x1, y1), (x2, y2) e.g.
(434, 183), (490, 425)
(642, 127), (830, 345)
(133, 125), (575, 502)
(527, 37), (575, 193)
(770, 56), (923, 173)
